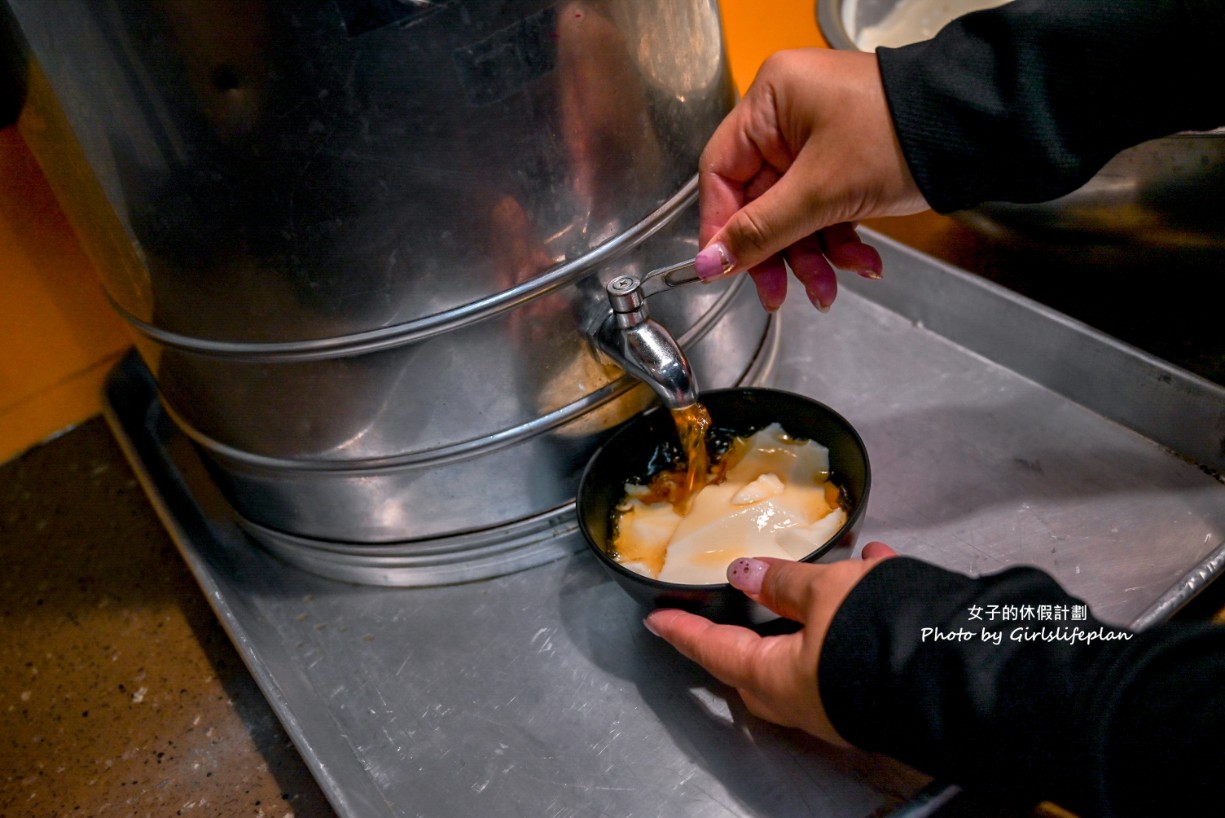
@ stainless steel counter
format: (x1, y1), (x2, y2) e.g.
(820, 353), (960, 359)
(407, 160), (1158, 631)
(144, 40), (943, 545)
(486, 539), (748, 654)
(104, 230), (1225, 817)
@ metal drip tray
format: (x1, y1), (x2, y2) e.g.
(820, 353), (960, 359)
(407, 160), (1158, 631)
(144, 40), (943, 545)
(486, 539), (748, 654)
(104, 231), (1225, 817)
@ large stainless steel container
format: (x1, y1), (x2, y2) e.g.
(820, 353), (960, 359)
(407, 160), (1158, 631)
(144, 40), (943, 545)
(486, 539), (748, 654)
(8, 0), (774, 583)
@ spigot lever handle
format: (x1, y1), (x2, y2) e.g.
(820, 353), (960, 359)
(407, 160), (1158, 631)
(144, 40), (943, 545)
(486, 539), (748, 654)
(639, 258), (702, 298)
(606, 258), (703, 316)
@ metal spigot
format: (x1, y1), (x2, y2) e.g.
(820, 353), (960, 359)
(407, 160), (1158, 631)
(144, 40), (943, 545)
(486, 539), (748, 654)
(594, 259), (703, 410)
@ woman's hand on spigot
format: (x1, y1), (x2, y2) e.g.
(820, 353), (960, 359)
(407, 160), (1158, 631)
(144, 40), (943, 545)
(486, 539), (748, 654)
(692, 49), (929, 312)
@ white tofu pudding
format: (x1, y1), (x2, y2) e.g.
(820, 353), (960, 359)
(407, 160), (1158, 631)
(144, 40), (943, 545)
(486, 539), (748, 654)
(611, 423), (848, 584)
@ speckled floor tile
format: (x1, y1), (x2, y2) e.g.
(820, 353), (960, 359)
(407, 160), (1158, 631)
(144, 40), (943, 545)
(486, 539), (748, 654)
(0, 418), (334, 817)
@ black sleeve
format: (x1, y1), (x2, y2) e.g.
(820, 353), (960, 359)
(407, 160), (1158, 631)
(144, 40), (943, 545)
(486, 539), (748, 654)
(875, 0), (1225, 212)
(819, 556), (1225, 817)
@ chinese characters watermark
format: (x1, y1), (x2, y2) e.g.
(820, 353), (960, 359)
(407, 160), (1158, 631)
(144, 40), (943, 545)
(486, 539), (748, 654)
(919, 604), (1134, 645)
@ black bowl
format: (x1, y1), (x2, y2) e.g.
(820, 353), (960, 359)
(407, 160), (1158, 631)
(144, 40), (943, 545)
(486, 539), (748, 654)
(576, 387), (871, 625)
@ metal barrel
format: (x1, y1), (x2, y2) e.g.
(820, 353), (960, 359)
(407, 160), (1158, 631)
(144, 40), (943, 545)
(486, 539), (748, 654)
(7, 0), (775, 583)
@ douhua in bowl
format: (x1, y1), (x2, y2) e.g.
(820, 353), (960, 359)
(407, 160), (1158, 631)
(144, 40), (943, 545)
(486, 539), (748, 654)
(576, 387), (871, 625)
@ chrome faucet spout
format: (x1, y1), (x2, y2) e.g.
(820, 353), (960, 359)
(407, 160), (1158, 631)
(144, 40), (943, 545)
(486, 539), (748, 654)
(608, 317), (699, 410)
(595, 268), (699, 411)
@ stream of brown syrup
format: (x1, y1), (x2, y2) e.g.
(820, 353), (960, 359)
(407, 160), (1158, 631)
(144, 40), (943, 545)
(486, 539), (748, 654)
(669, 402), (712, 514)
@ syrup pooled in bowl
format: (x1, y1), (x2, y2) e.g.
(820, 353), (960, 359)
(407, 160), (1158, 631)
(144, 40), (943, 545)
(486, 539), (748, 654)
(576, 387), (870, 623)
(615, 402), (713, 515)
(610, 407), (848, 585)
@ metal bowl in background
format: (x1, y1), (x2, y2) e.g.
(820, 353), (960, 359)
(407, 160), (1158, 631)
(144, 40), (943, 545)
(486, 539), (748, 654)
(576, 388), (870, 626)
(817, 0), (1225, 250)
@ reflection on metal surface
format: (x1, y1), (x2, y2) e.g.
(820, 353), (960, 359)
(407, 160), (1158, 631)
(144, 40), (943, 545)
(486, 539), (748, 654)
(618, 1), (725, 96)
(1132, 541), (1225, 631)
(7, 0), (755, 565)
(101, 179), (706, 361)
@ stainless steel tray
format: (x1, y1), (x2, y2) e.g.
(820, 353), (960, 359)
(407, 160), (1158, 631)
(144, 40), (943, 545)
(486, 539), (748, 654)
(104, 230), (1225, 817)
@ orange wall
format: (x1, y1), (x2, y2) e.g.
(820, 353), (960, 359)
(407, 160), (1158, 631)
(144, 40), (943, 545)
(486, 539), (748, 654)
(0, 126), (130, 463)
(0, 2), (827, 463)
(722, 0), (828, 84)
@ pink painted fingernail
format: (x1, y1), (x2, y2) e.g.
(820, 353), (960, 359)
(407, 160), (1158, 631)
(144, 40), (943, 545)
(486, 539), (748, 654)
(849, 246), (884, 279)
(807, 290), (833, 313)
(727, 557), (768, 594)
(694, 242), (735, 280)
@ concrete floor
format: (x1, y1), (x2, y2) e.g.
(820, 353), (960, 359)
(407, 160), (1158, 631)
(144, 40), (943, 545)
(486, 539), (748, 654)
(0, 416), (334, 817)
